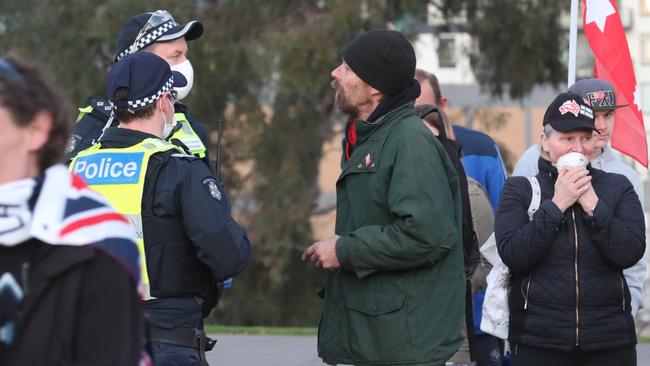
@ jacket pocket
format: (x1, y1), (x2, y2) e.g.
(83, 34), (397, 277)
(344, 292), (413, 362)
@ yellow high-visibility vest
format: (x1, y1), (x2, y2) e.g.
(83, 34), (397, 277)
(70, 137), (184, 298)
(171, 112), (207, 158)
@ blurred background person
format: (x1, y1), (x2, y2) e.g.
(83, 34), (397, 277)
(0, 57), (145, 365)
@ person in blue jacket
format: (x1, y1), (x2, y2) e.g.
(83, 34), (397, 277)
(415, 69), (507, 213)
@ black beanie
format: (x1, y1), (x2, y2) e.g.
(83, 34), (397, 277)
(341, 29), (416, 96)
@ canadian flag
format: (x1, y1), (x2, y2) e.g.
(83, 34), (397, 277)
(583, 0), (647, 167)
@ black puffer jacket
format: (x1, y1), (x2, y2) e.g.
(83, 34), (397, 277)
(495, 158), (645, 352)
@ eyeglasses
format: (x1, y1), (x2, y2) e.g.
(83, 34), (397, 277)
(129, 10), (176, 54)
(0, 59), (27, 89)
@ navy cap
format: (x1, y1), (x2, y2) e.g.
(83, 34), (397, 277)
(114, 11), (203, 62)
(543, 91), (598, 133)
(568, 78), (628, 111)
(107, 52), (187, 112)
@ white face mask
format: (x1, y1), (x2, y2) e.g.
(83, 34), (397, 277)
(161, 98), (177, 139)
(170, 60), (194, 100)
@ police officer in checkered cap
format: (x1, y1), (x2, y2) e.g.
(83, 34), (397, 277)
(67, 10), (211, 167)
(70, 52), (252, 366)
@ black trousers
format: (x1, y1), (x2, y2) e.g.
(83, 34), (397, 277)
(510, 344), (636, 366)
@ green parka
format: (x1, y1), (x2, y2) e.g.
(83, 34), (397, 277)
(318, 104), (466, 366)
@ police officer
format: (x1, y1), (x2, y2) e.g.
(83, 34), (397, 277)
(70, 52), (252, 366)
(67, 10), (210, 166)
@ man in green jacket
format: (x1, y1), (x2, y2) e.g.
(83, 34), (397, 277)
(302, 29), (466, 366)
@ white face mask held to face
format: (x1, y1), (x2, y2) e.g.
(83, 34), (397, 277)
(555, 152), (588, 170)
(170, 60), (194, 100)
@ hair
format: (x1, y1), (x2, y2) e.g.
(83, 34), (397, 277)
(414, 69), (442, 105)
(543, 123), (554, 137)
(414, 69), (455, 140)
(114, 87), (158, 123)
(0, 57), (70, 171)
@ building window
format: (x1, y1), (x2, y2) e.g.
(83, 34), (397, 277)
(642, 0), (650, 15)
(640, 83), (650, 114)
(438, 35), (456, 68)
(642, 34), (650, 65)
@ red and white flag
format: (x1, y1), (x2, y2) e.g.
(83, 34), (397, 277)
(583, 0), (647, 167)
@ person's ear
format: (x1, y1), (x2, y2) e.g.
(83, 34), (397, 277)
(25, 111), (52, 153)
(368, 85), (382, 98)
(541, 131), (550, 154)
(438, 96), (448, 111)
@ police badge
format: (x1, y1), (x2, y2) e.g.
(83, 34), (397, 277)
(202, 178), (222, 201)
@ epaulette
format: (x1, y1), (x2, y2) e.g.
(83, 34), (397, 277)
(82, 96), (115, 124)
(170, 153), (197, 160)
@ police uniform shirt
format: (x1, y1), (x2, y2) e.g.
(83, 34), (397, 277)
(95, 127), (250, 281)
(88, 127), (251, 328)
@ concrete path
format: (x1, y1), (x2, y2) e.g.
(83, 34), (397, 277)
(206, 334), (650, 365)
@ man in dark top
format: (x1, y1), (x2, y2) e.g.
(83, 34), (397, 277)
(70, 52), (252, 366)
(0, 57), (145, 365)
(415, 69), (507, 212)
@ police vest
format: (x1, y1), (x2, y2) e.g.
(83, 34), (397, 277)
(171, 112), (207, 158)
(75, 104), (207, 159)
(69, 138), (183, 299)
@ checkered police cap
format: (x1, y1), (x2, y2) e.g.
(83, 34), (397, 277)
(107, 52), (187, 113)
(116, 21), (176, 62)
(114, 11), (204, 63)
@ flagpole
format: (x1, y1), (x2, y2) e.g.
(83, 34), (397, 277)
(568, 0), (579, 87)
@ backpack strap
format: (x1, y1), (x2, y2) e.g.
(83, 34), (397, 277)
(525, 176), (540, 221)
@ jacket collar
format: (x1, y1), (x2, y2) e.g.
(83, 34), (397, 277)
(99, 127), (159, 149)
(354, 102), (414, 143)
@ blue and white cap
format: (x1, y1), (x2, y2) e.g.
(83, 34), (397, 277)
(107, 52), (187, 112)
(114, 10), (203, 62)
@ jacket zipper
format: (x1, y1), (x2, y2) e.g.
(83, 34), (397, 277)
(572, 209), (579, 347)
(617, 273), (626, 311)
(21, 261), (30, 296)
(522, 275), (532, 310)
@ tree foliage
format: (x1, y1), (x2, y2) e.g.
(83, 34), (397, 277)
(435, 0), (568, 99)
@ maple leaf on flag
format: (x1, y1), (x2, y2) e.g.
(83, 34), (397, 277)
(583, 0), (648, 167)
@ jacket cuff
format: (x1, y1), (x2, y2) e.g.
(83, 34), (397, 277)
(335, 236), (350, 269)
(540, 199), (565, 225)
(587, 200), (610, 228)
(335, 236), (376, 279)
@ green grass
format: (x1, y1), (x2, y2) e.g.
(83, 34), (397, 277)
(640, 336), (650, 344)
(205, 325), (317, 336)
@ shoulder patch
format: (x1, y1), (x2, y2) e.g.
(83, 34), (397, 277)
(65, 134), (82, 155)
(202, 178), (222, 201)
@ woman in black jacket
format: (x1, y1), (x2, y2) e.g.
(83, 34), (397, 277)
(495, 92), (645, 366)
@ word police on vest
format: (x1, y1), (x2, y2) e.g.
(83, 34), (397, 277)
(72, 152), (144, 185)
